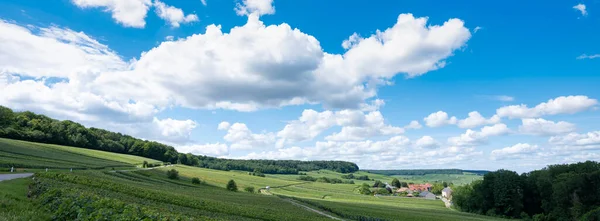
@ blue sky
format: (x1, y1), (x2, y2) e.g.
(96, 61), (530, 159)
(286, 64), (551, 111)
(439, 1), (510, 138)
(1, 0), (599, 172)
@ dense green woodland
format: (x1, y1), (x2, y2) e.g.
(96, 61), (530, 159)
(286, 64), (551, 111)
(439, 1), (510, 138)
(453, 161), (600, 220)
(0, 106), (358, 174)
(365, 169), (489, 176)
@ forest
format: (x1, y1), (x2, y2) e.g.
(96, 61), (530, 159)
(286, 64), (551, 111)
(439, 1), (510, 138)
(0, 106), (358, 174)
(452, 161), (600, 220)
(364, 169), (487, 176)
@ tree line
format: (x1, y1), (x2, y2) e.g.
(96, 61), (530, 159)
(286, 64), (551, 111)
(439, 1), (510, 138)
(453, 161), (600, 220)
(364, 169), (469, 176)
(0, 106), (359, 174)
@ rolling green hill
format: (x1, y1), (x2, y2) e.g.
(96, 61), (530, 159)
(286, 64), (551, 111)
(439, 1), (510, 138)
(0, 138), (160, 170)
(0, 138), (503, 221)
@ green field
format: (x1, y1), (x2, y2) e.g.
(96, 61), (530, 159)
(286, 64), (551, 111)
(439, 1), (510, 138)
(0, 138), (502, 221)
(0, 138), (161, 170)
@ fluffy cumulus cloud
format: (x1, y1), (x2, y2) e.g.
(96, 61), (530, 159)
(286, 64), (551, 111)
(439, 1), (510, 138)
(324, 111), (404, 141)
(154, 0), (198, 27)
(235, 0), (275, 16)
(549, 131), (600, 148)
(573, 4), (588, 16)
(71, 0), (152, 28)
(448, 123), (510, 146)
(177, 143), (229, 156)
(496, 96), (598, 119)
(404, 120), (422, 129)
(414, 136), (439, 149)
(276, 109), (402, 147)
(219, 122), (275, 150)
(518, 118), (576, 136)
(242, 136), (482, 169)
(424, 111), (457, 127)
(1, 11), (472, 118)
(152, 117), (196, 140)
(491, 143), (539, 160)
(457, 111), (501, 128)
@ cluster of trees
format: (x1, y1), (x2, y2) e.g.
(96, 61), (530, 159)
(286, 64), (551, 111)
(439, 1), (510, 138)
(453, 161), (600, 220)
(0, 106), (359, 174)
(297, 175), (353, 184)
(248, 169), (265, 177)
(390, 178), (409, 188)
(365, 169), (483, 176)
(340, 173), (370, 180)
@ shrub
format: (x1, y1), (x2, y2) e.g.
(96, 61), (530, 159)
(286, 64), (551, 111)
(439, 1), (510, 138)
(358, 183), (371, 195)
(191, 177), (201, 184)
(329, 178), (343, 184)
(244, 186), (255, 193)
(166, 169), (179, 180)
(298, 175), (317, 181)
(226, 180), (238, 192)
(316, 177), (330, 183)
(142, 161), (148, 168)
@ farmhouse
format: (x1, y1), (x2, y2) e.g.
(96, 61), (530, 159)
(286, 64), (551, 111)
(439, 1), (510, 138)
(442, 187), (452, 199)
(408, 183), (432, 192)
(419, 191), (436, 200)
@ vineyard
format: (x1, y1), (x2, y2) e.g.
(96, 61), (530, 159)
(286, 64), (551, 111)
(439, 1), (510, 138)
(0, 138), (159, 170)
(0, 138), (503, 220)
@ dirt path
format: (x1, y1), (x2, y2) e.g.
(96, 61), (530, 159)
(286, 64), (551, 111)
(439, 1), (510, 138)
(283, 198), (346, 221)
(0, 173), (34, 182)
(108, 164), (173, 172)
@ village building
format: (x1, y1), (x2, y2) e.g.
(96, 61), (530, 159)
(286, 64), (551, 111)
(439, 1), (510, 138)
(442, 187), (452, 199)
(408, 183), (432, 192)
(419, 191), (436, 200)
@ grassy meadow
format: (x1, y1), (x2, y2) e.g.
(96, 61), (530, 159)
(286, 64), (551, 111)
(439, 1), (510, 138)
(0, 138), (501, 221)
(0, 138), (160, 170)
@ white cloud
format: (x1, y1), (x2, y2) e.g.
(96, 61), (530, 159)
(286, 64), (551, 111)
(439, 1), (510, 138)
(223, 123), (275, 150)
(404, 120), (422, 129)
(217, 121), (231, 130)
(339, 14), (471, 78)
(496, 95), (597, 119)
(473, 26), (483, 33)
(154, 0), (198, 28)
(448, 123), (510, 146)
(573, 4), (588, 16)
(177, 143), (229, 156)
(165, 35), (174, 41)
(71, 0), (152, 28)
(242, 136), (482, 169)
(549, 131), (600, 147)
(0, 20), (126, 78)
(324, 111), (404, 141)
(577, 54), (600, 60)
(152, 117), (196, 139)
(200, 0), (207, 6)
(495, 95), (514, 102)
(518, 118), (576, 136)
(491, 143), (539, 160)
(423, 111), (457, 127)
(4, 12), (470, 114)
(457, 111), (501, 128)
(277, 109), (402, 145)
(235, 0), (275, 16)
(414, 136), (439, 149)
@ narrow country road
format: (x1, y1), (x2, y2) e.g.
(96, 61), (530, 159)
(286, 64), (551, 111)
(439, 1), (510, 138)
(283, 198), (346, 221)
(0, 173), (34, 182)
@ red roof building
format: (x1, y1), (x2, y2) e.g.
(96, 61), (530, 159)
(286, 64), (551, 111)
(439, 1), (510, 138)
(408, 183), (432, 192)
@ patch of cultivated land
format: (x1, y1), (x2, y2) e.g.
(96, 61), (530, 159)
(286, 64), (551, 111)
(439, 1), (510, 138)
(0, 138), (503, 220)
(0, 138), (160, 169)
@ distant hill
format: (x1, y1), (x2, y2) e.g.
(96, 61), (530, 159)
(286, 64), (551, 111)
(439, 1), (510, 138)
(362, 169), (490, 176)
(0, 106), (358, 174)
